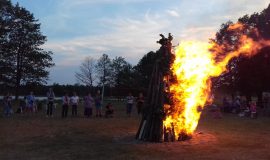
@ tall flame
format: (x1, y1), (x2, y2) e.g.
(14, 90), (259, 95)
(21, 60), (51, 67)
(164, 23), (270, 139)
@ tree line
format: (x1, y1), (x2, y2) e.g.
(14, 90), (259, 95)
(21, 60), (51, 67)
(72, 51), (163, 98)
(212, 4), (270, 103)
(75, 53), (155, 91)
(1, 0), (270, 101)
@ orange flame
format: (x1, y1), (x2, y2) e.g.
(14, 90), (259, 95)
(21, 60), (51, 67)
(164, 23), (270, 139)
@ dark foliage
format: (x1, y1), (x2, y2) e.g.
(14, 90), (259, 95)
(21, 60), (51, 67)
(0, 1), (54, 98)
(213, 4), (270, 99)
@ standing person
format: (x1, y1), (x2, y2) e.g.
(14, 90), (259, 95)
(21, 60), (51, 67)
(250, 101), (257, 119)
(46, 88), (55, 117)
(136, 93), (144, 115)
(95, 90), (102, 117)
(62, 92), (69, 118)
(84, 93), (94, 118)
(17, 96), (26, 114)
(234, 96), (241, 114)
(70, 92), (79, 116)
(3, 93), (13, 117)
(126, 92), (134, 117)
(26, 91), (36, 113)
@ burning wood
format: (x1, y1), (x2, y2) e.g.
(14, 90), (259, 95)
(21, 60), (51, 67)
(136, 33), (174, 142)
(137, 23), (270, 142)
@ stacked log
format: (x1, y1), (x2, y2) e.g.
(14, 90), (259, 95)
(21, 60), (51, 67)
(136, 62), (165, 142)
(136, 34), (175, 142)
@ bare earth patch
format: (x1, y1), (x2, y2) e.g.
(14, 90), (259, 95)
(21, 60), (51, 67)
(1, 102), (270, 160)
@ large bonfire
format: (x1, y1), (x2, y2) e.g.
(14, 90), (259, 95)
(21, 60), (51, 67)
(163, 22), (270, 140)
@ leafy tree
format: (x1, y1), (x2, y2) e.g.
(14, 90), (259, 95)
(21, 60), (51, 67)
(117, 63), (136, 89)
(134, 51), (158, 88)
(75, 56), (96, 89)
(111, 56), (132, 87)
(95, 54), (112, 101)
(0, 2), (54, 98)
(95, 54), (112, 86)
(213, 4), (270, 102)
(0, 0), (13, 87)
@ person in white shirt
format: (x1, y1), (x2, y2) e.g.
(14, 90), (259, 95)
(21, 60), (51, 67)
(126, 92), (134, 117)
(70, 92), (79, 116)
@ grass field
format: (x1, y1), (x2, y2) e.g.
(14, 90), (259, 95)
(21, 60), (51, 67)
(1, 100), (270, 160)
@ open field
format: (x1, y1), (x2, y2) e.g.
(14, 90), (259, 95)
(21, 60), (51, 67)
(1, 101), (270, 160)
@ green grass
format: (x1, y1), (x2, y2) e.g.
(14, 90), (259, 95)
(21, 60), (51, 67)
(1, 101), (270, 160)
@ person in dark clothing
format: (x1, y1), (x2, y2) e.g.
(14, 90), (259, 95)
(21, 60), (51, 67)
(136, 93), (144, 114)
(3, 93), (13, 117)
(95, 91), (102, 117)
(62, 92), (69, 118)
(46, 88), (55, 117)
(17, 97), (26, 113)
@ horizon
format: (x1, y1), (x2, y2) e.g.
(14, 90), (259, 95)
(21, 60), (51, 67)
(11, 0), (270, 85)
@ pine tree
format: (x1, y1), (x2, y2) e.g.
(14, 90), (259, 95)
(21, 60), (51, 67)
(0, 2), (54, 98)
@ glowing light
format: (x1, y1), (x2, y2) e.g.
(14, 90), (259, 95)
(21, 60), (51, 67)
(164, 23), (270, 139)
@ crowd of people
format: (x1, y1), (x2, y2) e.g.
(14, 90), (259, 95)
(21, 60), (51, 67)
(221, 96), (262, 119)
(1, 89), (145, 118)
(5, 90), (269, 120)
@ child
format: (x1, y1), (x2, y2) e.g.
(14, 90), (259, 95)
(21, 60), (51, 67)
(84, 93), (94, 118)
(105, 103), (114, 118)
(244, 105), (251, 117)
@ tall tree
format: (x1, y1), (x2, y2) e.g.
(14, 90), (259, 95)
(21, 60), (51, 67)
(0, 0), (13, 87)
(95, 54), (112, 101)
(0, 2), (54, 98)
(134, 51), (158, 88)
(213, 4), (270, 101)
(111, 56), (132, 87)
(75, 56), (96, 89)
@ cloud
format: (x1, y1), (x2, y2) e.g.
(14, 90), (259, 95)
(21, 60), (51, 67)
(44, 12), (171, 67)
(36, 0), (270, 84)
(58, 0), (158, 6)
(166, 10), (180, 17)
(44, 0), (270, 67)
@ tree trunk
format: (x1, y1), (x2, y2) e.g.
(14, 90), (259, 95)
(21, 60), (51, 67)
(102, 83), (105, 106)
(15, 52), (21, 100)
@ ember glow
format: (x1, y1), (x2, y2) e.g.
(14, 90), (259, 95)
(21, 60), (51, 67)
(163, 23), (270, 140)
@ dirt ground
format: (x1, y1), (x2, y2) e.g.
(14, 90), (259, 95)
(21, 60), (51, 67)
(1, 101), (270, 160)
